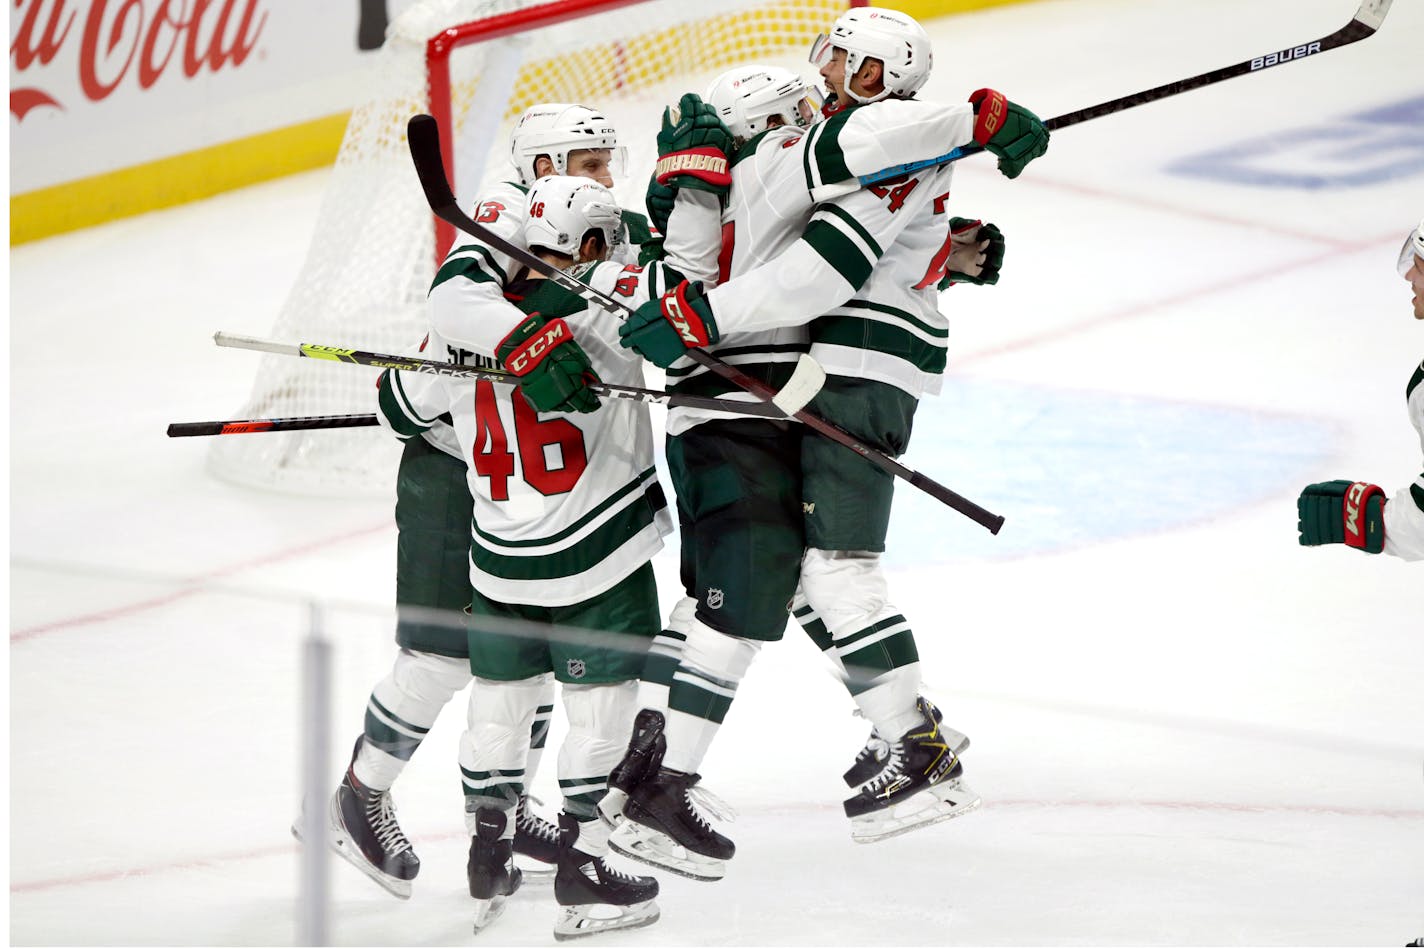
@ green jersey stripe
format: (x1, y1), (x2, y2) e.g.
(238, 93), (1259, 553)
(378, 374), (432, 439)
(1411, 482), (1424, 513)
(472, 468), (659, 550)
(470, 484), (666, 581)
(817, 203), (883, 260)
(813, 314), (948, 374)
(1407, 360), (1423, 400)
(804, 218), (875, 289)
(812, 107), (854, 187)
(837, 299), (948, 338)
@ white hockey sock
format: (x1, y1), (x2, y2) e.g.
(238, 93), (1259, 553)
(851, 664), (923, 739)
(636, 595), (695, 713)
(460, 674), (548, 820)
(662, 619), (761, 774)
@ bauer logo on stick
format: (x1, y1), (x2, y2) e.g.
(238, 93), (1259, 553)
(1251, 41), (1322, 70)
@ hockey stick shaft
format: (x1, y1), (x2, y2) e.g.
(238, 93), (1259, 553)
(212, 331), (786, 418)
(856, 0), (1393, 187)
(168, 414), (378, 437)
(406, 114), (1003, 533)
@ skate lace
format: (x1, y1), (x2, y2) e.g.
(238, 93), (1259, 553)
(684, 783), (736, 831)
(860, 741), (908, 793)
(516, 798), (559, 845)
(365, 791), (413, 856)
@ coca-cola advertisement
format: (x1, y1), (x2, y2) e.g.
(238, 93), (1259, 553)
(10, 1), (423, 202)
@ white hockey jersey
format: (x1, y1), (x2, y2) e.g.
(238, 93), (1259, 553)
(377, 261), (674, 606)
(658, 97), (980, 434)
(1383, 359), (1424, 561)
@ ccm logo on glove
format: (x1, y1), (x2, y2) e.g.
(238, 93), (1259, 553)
(1343, 481), (1385, 548)
(502, 318), (572, 376)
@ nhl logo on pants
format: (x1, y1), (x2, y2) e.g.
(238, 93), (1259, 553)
(705, 588), (725, 610)
(567, 659), (586, 679)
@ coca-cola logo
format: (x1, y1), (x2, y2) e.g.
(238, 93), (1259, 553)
(10, 0), (269, 122)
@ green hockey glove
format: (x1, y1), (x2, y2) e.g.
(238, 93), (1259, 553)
(618, 280), (719, 369)
(496, 313), (602, 414)
(645, 174), (678, 238)
(1297, 480), (1386, 553)
(939, 218), (1006, 288)
(653, 93), (733, 196)
(968, 88), (1049, 179)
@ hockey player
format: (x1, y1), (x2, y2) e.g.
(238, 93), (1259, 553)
(1296, 217), (1424, 561)
(379, 176), (678, 938)
(300, 103), (653, 900)
(609, 7), (1049, 874)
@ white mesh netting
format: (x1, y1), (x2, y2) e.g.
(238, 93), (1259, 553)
(210, 0), (850, 496)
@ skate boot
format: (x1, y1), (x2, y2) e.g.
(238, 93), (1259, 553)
(613, 767), (735, 881)
(842, 699), (969, 788)
(468, 807), (522, 934)
(552, 813), (660, 940)
(597, 708), (666, 829)
(513, 795), (561, 878)
(294, 737), (419, 899)
(842, 697), (981, 844)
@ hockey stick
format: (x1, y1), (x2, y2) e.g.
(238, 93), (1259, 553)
(406, 113), (1004, 533)
(212, 331), (787, 419)
(168, 413), (378, 437)
(848, 0), (1393, 189)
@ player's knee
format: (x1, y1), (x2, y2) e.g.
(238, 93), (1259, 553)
(467, 673), (549, 750)
(385, 648), (470, 706)
(681, 618), (762, 685)
(800, 548), (892, 636)
(561, 681), (637, 773)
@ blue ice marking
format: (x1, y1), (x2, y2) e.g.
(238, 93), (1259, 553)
(1166, 94), (1424, 189)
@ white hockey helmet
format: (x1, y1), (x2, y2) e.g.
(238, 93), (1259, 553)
(509, 103), (627, 185)
(523, 175), (622, 262)
(809, 6), (933, 104)
(704, 65), (821, 144)
(1397, 218), (1424, 277)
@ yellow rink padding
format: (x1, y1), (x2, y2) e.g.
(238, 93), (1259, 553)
(10, 0), (1040, 245)
(10, 112), (350, 245)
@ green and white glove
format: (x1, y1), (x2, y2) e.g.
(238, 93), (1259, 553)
(496, 313), (602, 414)
(646, 92), (733, 235)
(1297, 480), (1386, 553)
(968, 88), (1049, 179)
(617, 280), (719, 369)
(940, 217), (1006, 288)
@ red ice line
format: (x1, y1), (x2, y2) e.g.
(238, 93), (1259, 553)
(12, 797), (1423, 894)
(9, 521), (392, 643)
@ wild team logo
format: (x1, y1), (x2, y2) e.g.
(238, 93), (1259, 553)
(705, 588), (724, 610)
(566, 659), (586, 679)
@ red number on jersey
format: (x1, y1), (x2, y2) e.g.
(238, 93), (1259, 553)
(469, 381), (589, 500)
(912, 191), (959, 289)
(512, 391), (588, 496)
(614, 265), (645, 298)
(471, 381), (515, 500)
(868, 176), (920, 213)
(476, 201), (505, 224)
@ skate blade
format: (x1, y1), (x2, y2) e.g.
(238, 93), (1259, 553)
(553, 899), (660, 941)
(850, 780), (982, 845)
(472, 895), (509, 934)
(512, 855), (557, 883)
(292, 813), (414, 900)
(608, 824), (726, 882)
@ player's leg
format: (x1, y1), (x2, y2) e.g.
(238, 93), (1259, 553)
(801, 376), (979, 841)
(548, 563), (661, 938)
(612, 421), (803, 879)
(462, 592), (554, 933)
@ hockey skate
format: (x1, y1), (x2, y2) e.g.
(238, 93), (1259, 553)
(596, 708), (667, 830)
(468, 807), (523, 934)
(842, 697), (982, 844)
(293, 738), (419, 899)
(612, 768), (735, 881)
(513, 795), (561, 879)
(552, 813), (660, 940)
(842, 699), (969, 788)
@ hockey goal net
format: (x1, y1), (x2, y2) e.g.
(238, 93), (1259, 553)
(210, 0), (858, 496)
